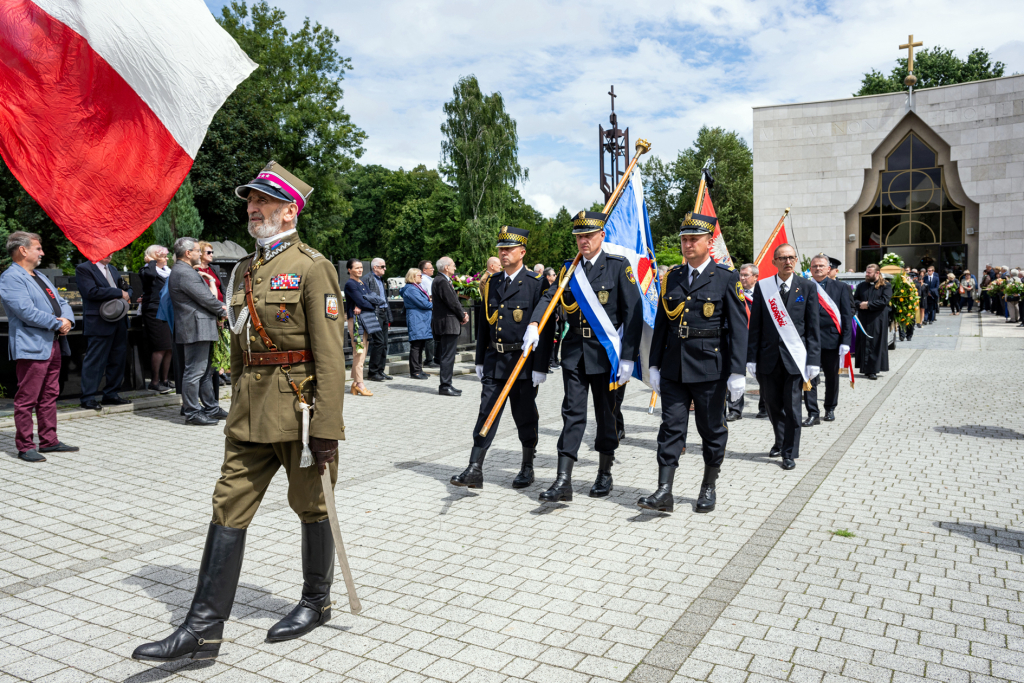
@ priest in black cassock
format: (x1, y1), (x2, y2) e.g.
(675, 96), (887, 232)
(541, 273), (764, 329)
(853, 264), (892, 380)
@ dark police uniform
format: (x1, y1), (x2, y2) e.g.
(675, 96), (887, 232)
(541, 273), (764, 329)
(533, 210), (642, 502)
(803, 254), (852, 424)
(450, 226), (553, 489)
(639, 212), (748, 513)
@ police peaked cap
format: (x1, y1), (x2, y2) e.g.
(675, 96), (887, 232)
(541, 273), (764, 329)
(678, 212), (716, 236)
(497, 225), (529, 247)
(814, 252), (842, 269)
(572, 210), (607, 234)
(236, 161), (314, 214)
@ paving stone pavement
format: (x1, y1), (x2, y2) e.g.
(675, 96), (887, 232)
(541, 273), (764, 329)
(0, 309), (1021, 682)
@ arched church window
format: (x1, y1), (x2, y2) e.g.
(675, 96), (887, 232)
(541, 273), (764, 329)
(860, 132), (964, 252)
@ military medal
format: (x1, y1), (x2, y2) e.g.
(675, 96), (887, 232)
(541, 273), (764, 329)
(703, 301), (715, 317)
(276, 304), (291, 322)
(513, 309), (523, 322)
(598, 290), (610, 304)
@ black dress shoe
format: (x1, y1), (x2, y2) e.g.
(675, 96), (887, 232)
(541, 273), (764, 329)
(539, 456), (574, 502)
(589, 453), (614, 498)
(267, 520), (333, 642)
(726, 412), (742, 422)
(206, 407), (229, 420)
(381, 373), (394, 380)
(186, 414), (220, 426)
(367, 374), (386, 382)
(450, 448), (486, 489)
(39, 441), (78, 453)
(438, 386), (461, 397)
(80, 400), (102, 411)
(768, 445), (782, 458)
(17, 449), (46, 462)
(512, 448), (535, 488)
(101, 396), (132, 406)
(695, 466), (720, 513)
(781, 458), (796, 470)
(410, 372), (429, 380)
(638, 466), (675, 513)
(755, 410), (768, 419)
(866, 374), (878, 380)
(802, 416), (820, 427)
(822, 410), (835, 422)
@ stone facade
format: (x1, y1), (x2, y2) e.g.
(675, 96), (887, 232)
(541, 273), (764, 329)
(752, 74), (1024, 272)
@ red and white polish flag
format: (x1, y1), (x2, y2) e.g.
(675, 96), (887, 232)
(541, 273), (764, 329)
(0, 0), (256, 261)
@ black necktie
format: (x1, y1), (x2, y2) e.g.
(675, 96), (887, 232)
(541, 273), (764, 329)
(499, 275), (509, 295)
(584, 261), (593, 277)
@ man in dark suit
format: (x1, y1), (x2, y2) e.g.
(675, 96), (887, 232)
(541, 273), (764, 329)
(802, 254), (852, 425)
(432, 255), (468, 396)
(75, 253), (133, 410)
(639, 213), (748, 513)
(365, 257), (393, 381)
(530, 210), (642, 502)
(746, 243), (820, 471)
(450, 227), (554, 489)
(924, 265), (940, 323)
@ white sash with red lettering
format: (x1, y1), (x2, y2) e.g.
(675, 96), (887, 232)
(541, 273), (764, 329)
(759, 277), (811, 383)
(815, 281), (842, 334)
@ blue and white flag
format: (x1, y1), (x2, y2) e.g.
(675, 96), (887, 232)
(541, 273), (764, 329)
(566, 263), (622, 391)
(602, 169), (660, 389)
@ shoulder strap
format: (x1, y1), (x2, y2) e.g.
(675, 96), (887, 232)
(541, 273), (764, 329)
(244, 267), (277, 351)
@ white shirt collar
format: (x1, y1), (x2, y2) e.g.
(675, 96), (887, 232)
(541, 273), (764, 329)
(503, 264), (524, 283)
(776, 272), (795, 289)
(688, 256), (712, 278)
(583, 249), (603, 267)
(256, 228), (296, 247)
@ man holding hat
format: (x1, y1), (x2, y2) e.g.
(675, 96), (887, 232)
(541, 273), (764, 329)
(527, 210), (642, 502)
(638, 213), (748, 513)
(450, 226), (554, 490)
(803, 253), (851, 424)
(133, 162), (347, 663)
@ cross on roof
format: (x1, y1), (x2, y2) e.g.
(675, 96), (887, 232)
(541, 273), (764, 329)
(900, 34), (924, 72)
(608, 85), (616, 113)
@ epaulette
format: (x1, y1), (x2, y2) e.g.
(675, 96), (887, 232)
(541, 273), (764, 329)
(716, 261), (735, 271)
(530, 271), (541, 279)
(297, 243), (324, 260)
(605, 253), (625, 261)
(668, 264), (682, 272)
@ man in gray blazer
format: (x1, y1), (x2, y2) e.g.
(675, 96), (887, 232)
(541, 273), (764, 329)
(168, 237), (227, 425)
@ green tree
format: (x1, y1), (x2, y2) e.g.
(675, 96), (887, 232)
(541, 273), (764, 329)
(0, 162), (83, 272)
(191, 0), (366, 253)
(855, 46), (1005, 96)
(641, 126), (753, 265)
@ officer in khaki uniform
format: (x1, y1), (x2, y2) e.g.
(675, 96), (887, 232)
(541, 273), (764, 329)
(133, 162), (346, 664)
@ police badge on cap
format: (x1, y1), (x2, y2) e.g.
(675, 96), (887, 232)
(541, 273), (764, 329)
(572, 210), (607, 234)
(678, 212), (716, 236)
(497, 225), (529, 247)
(236, 161), (314, 214)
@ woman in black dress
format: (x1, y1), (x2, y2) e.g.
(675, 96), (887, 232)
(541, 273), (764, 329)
(139, 245), (173, 392)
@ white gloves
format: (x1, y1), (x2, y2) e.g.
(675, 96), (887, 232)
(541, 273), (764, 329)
(532, 371), (547, 387)
(805, 365), (820, 380)
(475, 365), (484, 380)
(617, 360), (635, 384)
(746, 362), (757, 377)
(522, 325), (540, 355)
(727, 374), (745, 402)
(649, 366), (661, 395)
(839, 344), (850, 358)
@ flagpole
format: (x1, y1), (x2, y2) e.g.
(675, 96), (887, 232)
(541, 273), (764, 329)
(479, 139), (652, 438)
(753, 208), (791, 267)
(787, 212), (803, 269)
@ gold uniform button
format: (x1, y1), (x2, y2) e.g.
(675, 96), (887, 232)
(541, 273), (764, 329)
(250, 335), (256, 342)
(684, 309), (689, 313)
(683, 321), (688, 326)
(255, 373), (262, 380)
(256, 278), (262, 284)
(281, 296), (287, 301)
(714, 348), (719, 352)
(253, 296), (259, 302)
(500, 304), (504, 308)
(498, 327), (502, 331)
(687, 296), (691, 300)
(499, 316), (503, 319)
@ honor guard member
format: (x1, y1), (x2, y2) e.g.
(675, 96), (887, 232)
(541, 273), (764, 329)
(802, 253), (851, 424)
(639, 213), (747, 513)
(450, 226), (554, 489)
(526, 210), (642, 502)
(133, 162), (347, 663)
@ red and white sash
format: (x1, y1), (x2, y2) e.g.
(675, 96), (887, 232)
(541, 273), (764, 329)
(759, 277), (811, 382)
(815, 281), (842, 334)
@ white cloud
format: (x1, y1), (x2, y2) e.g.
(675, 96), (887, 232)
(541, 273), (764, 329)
(207, 0), (1024, 216)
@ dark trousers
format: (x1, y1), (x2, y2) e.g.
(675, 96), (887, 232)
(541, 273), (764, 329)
(81, 325), (128, 400)
(472, 375), (539, 450)
(368, 309), (390, 375)
(613, 383), (626, 436)
(557, 363), (618, 459)
(436, 333), (459, 389)
(950, 293), (961, 314)
(182, 341), (217, 419)
(925, 296), (938, 321)
(981, 291), (990, 312)
(14, 341), (61, 452)
(424, 338), (436, 365)
(730, 387), (766, 416)
(803, 346), (840, 418)
(758, 358), (803, 459)
(656, 376), (728, 468)
(408, 339), (426, 375)
(963, 295), (974, 312)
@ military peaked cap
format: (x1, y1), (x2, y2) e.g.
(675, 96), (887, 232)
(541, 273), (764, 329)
(678, 212), (716, 236)
(236, 161), (314, 214)
(497, 225), (529, 247)
(572, 210), (607, 234)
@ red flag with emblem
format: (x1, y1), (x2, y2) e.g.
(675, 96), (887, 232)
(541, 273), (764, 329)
(753, 210), (792, 280)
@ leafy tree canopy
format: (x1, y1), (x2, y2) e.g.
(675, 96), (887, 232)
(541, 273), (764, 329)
(855, 46), (1005, 96)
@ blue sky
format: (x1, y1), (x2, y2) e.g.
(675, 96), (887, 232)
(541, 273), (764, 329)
(204, 0), (1024, 217)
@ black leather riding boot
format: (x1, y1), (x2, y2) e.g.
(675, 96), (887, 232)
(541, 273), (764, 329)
(637, 466), (675, 512)
(132, 524), (246, 662)
(695, 466), (720, 513)
(512, 447), (535, 488)
(539, 456), (574, 502)
(588, 452), (614, 498)
(450, 447), (487, 488)
(267, 519), (334, 642)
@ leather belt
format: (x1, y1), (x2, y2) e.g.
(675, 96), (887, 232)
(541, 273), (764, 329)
(569, 325), (593, 338)
(243, 349), (313, 366)
(490, 341), (523, 353)
(676, 326), (721, 339)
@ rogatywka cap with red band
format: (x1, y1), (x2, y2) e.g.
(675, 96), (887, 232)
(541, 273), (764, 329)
(235, 161), (313, 214)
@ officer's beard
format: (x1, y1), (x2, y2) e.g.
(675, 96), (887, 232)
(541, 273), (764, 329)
(248, 205), (284, 240)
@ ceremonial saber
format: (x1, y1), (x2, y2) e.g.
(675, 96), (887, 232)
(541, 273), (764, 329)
(647, 390), (658, 415)
(479, 138), (652, 437)
(319, 470), (362, 614)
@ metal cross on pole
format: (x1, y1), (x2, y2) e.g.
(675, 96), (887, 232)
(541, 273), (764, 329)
(900, 34), (924, 105)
